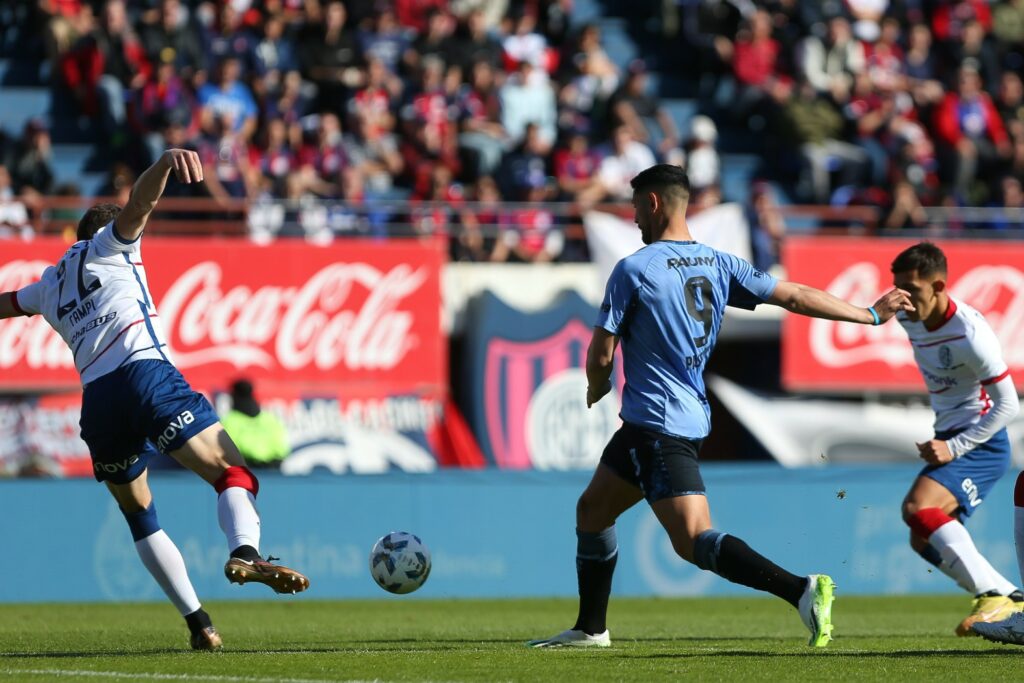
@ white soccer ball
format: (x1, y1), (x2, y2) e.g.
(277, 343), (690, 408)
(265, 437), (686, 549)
(369, 531), (431, 594)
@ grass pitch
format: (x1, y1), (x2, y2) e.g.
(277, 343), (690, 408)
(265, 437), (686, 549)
(0, 596), (1021, 682)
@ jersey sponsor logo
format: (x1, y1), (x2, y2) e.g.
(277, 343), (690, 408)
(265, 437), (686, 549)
(155, 410), (195, 450)
(666, 256), (715, 269)
(69, 312), (117, 345)
(94, 453), (140, 474)
(962, 477), (983, 507)
(684, 346), (712, 370)
(921, 367), (957, 388)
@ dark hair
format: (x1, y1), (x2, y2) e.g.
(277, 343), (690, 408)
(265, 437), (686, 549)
(629, 164), (690, 203)
(77, 203), (122, 241)
(891, 241), (948, 278)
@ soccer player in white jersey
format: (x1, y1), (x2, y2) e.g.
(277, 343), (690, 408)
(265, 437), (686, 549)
(528, 165), (914, 649)
(0, 149), (309, 651)
(889, 243), (1022, 636)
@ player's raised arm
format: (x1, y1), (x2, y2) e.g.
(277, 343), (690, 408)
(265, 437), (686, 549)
(114, 149), (205, 242)
(767, 280), (915, 324)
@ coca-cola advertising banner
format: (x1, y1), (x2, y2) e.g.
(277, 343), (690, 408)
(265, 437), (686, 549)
(0, 238), (446, 394)
(782, 237), (1024, 393)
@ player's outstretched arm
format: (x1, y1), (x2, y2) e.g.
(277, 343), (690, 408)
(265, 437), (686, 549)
(114, 149), (205, 242)
(767, 281), (914, 323)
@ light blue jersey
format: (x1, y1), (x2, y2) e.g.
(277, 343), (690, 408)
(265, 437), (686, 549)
(596, 241), (778, 439)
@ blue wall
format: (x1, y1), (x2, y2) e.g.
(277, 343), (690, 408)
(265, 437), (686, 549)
(2, 465), (1019, 603)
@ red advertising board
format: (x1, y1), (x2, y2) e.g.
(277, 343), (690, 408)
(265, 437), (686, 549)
(782, 237), (1024, 393)
(0, 238), (446, 396)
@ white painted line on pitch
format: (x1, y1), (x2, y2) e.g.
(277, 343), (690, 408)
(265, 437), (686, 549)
(0, 670), (376, 683)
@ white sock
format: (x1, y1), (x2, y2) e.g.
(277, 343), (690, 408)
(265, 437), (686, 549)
(135, 530), (202, 616)
(975, 555), (1019, 596)
(929, 520), (1000, 595)
(930, 552), (973, 592)
(217, 487), (261, 554)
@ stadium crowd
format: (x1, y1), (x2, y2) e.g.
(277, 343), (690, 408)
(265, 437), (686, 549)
(0, 0), (1022, 253)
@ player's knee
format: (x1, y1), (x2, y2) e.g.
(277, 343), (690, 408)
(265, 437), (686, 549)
(121, 502), (161, 542)
(670, 533), (697, 563)
(213, 465), (259, 496)
(904, 507), (954, 539)
(901, 498), (920, 524)
(576, 492), (611, 530)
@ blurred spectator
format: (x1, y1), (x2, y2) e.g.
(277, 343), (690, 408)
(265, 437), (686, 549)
(996, 71), (1024, 141)
(250, 118), (298, 198)
(137, 55), (196, 164)
(139, 0), (206, 83)
(411, 163), (464, 236)
(346, 81), (405, 196)
(266, 70), (313, 125)
(401, 55), (459, 185)
(39, 0), (94, 67)
(595, 125), (657, 201)
(253, 12), (300, 94)
(931, 0), (992, 43)
(408, 8), (457, 71)
(933, 63), (1012, 201)
(884, 179), (929, 229)
(9, 120), (54, 196)
(197, 111), (257, 202)
(685, 115), (720, 193)
(220, 379), (290, 470)
(553, 130), (601, 201)
(450, 0), (508, 32)
(993, 0), (1024, 55)
(497, 122), (549, 200)
(847, 0), (888, 42)
(358, 6), (413, 74)
(797, 14), (865, 103)
(61, 0), (150, 139)
(844, 72), (896, 188)
(297, 112), (352, 198)
(197, 57), (258, 142)
(204, 2), (257, 76)
(450, 9), (503, 72)
(500, 60), (557, 150)
(726, 8), (783, 123)
(456, 61), (507, 179)
(502, 10), (551, 71)
(98, 162), (134, 204)
(0, 165), (32, 240)
(395, 0), (449, 34)
(453, 175), (509, 261)
(904, 23), (945, 106)
(989, 176), (1024, 229)
(949, 19), (1001, 91)
(609, 61), (681, 162)
(777, 79), (868, 203)
(746, 181), (786, 271)
(300, 1), (365, 111)
(501, 179), (562, 263)
(864, 17), (904, 93)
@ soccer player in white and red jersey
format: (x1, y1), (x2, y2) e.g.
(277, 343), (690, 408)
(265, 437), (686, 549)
(891, 242), (1022, 636)
(0, 149), (309, 651)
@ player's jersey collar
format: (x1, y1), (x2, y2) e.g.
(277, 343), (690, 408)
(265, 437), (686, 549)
(924, 297), (957, 332)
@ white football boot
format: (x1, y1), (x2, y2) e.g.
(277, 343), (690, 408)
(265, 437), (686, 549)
(526, 629), (611, 648)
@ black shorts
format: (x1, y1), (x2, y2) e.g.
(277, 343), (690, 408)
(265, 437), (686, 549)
(600, 423), (705, 503)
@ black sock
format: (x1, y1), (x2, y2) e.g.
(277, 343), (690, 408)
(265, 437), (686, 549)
(230, 544), (260, 562)
(715, 535), (806, 607)
(184, 608), (213, 635)
(573, 553), (618, 635)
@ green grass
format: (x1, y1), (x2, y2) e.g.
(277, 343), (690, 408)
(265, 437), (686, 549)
(0, 596), (1021, 682)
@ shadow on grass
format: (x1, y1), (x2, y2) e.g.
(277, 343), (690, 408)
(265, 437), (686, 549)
(627, 649), (1017, 659)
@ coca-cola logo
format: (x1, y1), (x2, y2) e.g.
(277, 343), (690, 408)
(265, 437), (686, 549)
(808, 262), (1024, 370)
(160, 261), (427, 372)
(0, 258), (431, 376)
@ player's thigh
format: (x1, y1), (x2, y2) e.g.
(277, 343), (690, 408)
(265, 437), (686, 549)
(105, 468), (154, 513)
(650, 493), (712, 563)
(576, 463), (644, 532)
(902, 474), (960, 519)
(168, 423), (246, 485)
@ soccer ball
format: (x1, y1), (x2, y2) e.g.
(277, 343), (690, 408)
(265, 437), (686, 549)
(369, 531), (431, 594)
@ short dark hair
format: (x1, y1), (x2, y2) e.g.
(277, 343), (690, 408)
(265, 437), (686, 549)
(629, 164), (690, 204)
(891, 242), (948, 278)
(77, 203), (122, 241)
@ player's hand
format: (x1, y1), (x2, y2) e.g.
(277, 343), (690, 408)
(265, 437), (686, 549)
(586, 380), (612, 408)
(871, 288), (914, 322)
(916, 439), (953, 465)
(163, 149), (204, 184)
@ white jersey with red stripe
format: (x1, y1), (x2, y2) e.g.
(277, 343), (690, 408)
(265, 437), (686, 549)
(12, 222), (169, 385)
(898, 297), (1009, 433)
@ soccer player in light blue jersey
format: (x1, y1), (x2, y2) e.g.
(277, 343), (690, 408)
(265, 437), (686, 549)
(528, 164), (914, 649)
